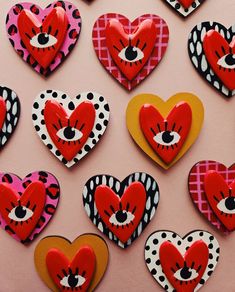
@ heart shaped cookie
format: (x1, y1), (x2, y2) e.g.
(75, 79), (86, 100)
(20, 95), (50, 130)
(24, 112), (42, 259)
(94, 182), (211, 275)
(126, 93), (204, 169)
(6, 1), (81, 77)
(188, 160), (235, 233)
(188, 22), (235, 97)
(0, 86), (20, 149)
(92, 14), (169, 90)
(145, 230), (220, 292)
(34, 234), (109, 292)
(164, 0), (206, 17)
(83, 172), (159, 248)
(0, 171), (60, 243)
(32, 90), (110, 168)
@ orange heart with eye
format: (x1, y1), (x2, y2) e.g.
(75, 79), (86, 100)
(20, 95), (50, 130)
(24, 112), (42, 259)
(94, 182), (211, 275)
(126, 93), (204, 169)
(203, 30), (235, 91)
(18, 7), (68, 69)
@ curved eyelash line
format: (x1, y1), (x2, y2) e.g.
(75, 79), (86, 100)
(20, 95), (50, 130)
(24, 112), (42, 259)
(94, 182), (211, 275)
(150, 121), (182, 150)
(172, 261), (201, 285)
(6, 200), (35, 226)
(57, 268), (86, 291)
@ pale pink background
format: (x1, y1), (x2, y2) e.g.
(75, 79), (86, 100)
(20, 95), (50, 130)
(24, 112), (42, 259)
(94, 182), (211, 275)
(0, 0), (235, 291)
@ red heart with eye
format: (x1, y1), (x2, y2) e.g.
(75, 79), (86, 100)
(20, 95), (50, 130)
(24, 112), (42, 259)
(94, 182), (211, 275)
(46, 246), (96, 292)
(178, 0), (195, 9)
(18, 7), (68, 69)
(0, 182), (46, 241)
(203, 30), (235, 91)
(159, 240), (209, 292)
(44, 100), (96, 162)
(0, 97), (6, 130)
(105, 19), (157, 81)
(204, 171), (235, 231)
(94, 182), (146, 243)
(139, 102), (192, 164)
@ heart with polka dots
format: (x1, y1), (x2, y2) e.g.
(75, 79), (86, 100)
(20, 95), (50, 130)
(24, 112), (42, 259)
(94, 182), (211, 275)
(6, 1), (81, 77)
(164, 0), (206, 17)
(83, 172), (160, 248)
(145, 230), (220, 292)
(32, 90), (110, 168)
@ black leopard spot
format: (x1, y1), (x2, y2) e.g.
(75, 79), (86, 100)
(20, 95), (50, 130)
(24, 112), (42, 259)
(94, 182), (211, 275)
(30, 5), (39, 15)
(46, 184), (60, 200)
(69, 29), (78, 39)
(45, 204), (56, 215)
(8, 24), (17, 36)
(2, 174), (13, 184)
(13, 4), (23, 15)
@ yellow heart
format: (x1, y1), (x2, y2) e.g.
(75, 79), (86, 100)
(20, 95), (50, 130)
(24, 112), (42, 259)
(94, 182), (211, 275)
(34, 234), (109, 292)
(126, 93), (204, 169)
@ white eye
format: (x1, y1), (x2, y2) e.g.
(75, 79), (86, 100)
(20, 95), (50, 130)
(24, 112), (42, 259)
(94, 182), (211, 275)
(118, 46), (144, 63)
(8, 204), (34, 222)
(30, 33), (57, 48)
(217, 197), (235, 214)
(109, 210), (135, 226)
(174, 266), (198, 281)
(57, 126), (83, 142)
(60, 273), (86, 289)
(153, 131), (180, 146)
(217, 54), (235, 69)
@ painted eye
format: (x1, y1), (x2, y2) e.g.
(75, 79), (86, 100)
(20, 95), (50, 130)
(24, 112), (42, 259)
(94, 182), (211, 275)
(56, 126), (83, 142)
(217, 54), (235, 69)
(30, 33), (57, 48)
(60, 273), (86, 289)
(8, 205), (33, 222)
(174, 266), (198, 282)
(118, 45), (144, 63)
(217, 197), (235, 214)
(153, 131), (180, 146)
(109, 210), (135, 226)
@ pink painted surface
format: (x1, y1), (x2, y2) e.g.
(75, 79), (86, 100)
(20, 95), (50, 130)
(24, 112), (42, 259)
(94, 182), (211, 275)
(0, 0), (235, 291)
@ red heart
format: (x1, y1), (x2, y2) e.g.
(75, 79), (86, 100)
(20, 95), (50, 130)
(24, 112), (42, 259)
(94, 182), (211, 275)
(0, 97), (6, 130)
(159, 240), (209, 292)
(0, 181), (46, 240)
(178, 0), (195, 9)
(46, 246), (96, 291)
(105, 19), (157, 80)
(44, 100), (96, 162)
(203, 30), (235, 91)
(18, 7), (68, 69)
(204, 171), (235, 231)
(94, 182), (146, 243)
(139, 102), (192, 164)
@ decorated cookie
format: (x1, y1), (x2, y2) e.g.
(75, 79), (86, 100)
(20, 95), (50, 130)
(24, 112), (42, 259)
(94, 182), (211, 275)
(92, 14), (169, 90)
(188, 160), (235, 233)
(6, 1), (81, 77)
(32, 90), (110, 168)
(0, 171), (60, 243)
(188, 22), (235, 97)
(83, 172), (159, 248)
(34, 234), (109, 292)
(145, 230), (220, 291)
(126, 93), (204, 169)
(0, 86), (20, 149)
(164, 0), (206, 17)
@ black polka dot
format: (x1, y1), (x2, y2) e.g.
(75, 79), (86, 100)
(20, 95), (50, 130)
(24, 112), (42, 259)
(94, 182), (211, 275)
(151, 269), (157, 275)
(62, 158), (67, 164)
(152, 250), (156, 255)
(99, 113), (104, 119)
(177, 241), (181, 245)
(35, 125), (40, 131)
(216, 256), (219, 262)
(32, 114), (37, 120)
(208, 243), (213, 249)
(159, 276), (165, 282)
(187, 236), (193, 242)
(40, 94), (45, 99)
(41, 120), (45, 125)
(208, 271), (213, 276)
(33, 102), (39, 109)
(153, 239), (158, 245)
(199, 279), (205, 284)
(209, 253), (213, 259)
(175, 3), (180, 9)
(216, 248), (220, 254)
(99, 96), (104, 102)
(41, 134), (46, 140)
(76, 94), (81, 99)
(78, 150), (82, 155)
(61, 94), (67, 99)
(52, 92), (58, 98)
(172, 233), (177, 238)
(68, 101), (75, 110)
(87, 92), (94, 100)
(156, 260), (161, 265)
(47, 144), (52, 150)
(164, 285), (168, 290)
(89, 131), (95, 138)
(146, 258), (151, 264)
(92, 139), (96, 145)
(161, 233), (166, 238)
(208, 264), (213, 269)
(46, 90), (52, 93)
(41, 109), (44, 115)
(209, 236), (214, 241)
(84, 145), (91, 152)
(145, 245), (150, 251)
(96, 124), (102, 131)
(73, 158), (79, 163)
(94, 104), (99, 110)
(199, 232), (204, 236)
(55, 150), (61, 156)
(104, 104), (109, 111)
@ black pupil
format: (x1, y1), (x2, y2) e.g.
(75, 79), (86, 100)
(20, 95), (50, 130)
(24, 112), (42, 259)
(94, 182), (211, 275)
(125, 46), (138, 61)
(225, 54), (235, 66)
(180, 266), (192, 280)
(68, 274), (78, 288)
(37, 33), (49, 45)
(15, 206), (27, 219)
(63, 126), (75, 140)
(162, 131), (174, 143)
(115, 210), (127, 223)
(225, 197), (235, 210)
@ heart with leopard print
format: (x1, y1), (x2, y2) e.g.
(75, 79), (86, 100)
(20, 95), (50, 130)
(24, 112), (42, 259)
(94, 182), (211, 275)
(92, 14), (169, 90)
(6, 1), (81, 77)
(145, 230), (220, 292)
(32, 90), (110, 168)
(0, 171), (60, 244)
(188, 22), (235, 97)
(163, 0), (206, 17)
(0, 86), (20, 150)
(83, 172), (159, 248)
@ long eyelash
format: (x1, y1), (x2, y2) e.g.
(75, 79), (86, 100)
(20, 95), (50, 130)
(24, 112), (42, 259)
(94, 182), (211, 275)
(178, 126), (182, 134)
(157, 123), (161, 132)
(221, 46), (226, 55)
(229, 188), (232, 197)
(136, 39), (140, 47)
(54, 29), (59, 37)
(80, 123), (85, 131)
(215, 51), (221, 58)
(220, 191), (225, 198)
(150, 128), (156, 136)
(48, 26), (52, 35)
(120, 39), (125, 48)
(164, 121), (168, 131)
(141, 43), (147, 51)
(113, 45), (120, 52)
(213, 195), (220, 202)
